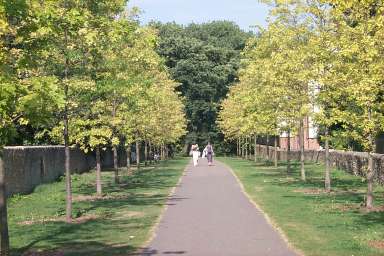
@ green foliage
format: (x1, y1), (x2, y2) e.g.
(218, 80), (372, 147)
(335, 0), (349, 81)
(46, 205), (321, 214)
(152, 21), (251, 152)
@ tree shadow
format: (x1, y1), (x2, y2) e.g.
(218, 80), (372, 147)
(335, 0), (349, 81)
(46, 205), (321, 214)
(11, 160), (188, 256)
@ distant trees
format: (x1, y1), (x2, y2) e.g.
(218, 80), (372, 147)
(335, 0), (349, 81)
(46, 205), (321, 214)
(152, 21), (251, 153)
(218, 0), (384, 208)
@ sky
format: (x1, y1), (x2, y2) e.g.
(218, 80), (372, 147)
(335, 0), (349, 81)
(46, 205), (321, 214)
(127, 0), (271, 31)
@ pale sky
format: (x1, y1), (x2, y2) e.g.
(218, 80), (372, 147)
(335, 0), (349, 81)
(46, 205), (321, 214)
(128, 0), (270, 31)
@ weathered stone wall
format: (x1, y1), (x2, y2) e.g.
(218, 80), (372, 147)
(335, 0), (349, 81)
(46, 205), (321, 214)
(254, 145), (384, 184)
(3, 146), (127, 196)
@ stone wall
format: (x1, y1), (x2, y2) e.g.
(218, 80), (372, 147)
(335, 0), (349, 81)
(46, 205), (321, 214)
(2, 146), (127, 196)
(254, 145), (384, 185)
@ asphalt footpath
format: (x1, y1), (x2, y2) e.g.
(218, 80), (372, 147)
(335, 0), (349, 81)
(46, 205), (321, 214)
(142, 158), (298, 256)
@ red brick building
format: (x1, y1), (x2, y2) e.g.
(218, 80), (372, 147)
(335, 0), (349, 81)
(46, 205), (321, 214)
(279, 116), (320, 150)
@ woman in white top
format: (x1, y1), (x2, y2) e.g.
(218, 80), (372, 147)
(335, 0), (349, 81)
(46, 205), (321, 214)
(190, 144), (200, 167)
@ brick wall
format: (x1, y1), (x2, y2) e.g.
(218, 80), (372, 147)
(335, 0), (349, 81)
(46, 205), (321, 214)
(255, 145), (384, 185)
(2, 146), (127, 197)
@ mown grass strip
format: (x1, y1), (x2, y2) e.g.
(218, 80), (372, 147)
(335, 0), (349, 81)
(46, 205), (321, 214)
(219, 157), (384, 256)
(8, 157), (189, 256)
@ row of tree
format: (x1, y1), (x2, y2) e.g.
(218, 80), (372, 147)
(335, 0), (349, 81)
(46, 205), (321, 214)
(1, 0), (187, 253)
(218, 0), (384, 209)
(151, 21), (251, 153)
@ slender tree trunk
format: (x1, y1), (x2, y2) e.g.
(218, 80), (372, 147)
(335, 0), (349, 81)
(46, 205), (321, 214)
(287, 129), (291, 174)
(0, 149), (9, 256)
(136, 141), (140, 170)
(366, 109), (375, 208)
(254, 134), (257, 162)
(63, 20), (72, 224)
(96, 146), (102, 196)
(300, 119), (306, 181)
(366, 151), (375, 209)
(241, 137), (245, 159)
(112, 90), (119, 184)
(126, 146), (131, 172)
(324, 126), (331, 192)
(64, 115), (72, 223)
(237, 138), (240, 157)
(266, 135), (270, 161)
(248, 136), (252, 160)
(245, 137), (248, 160)
(274, 135), (278, 168)
(149, 141), (153, 165)
(243, 137), (246, 158)
(144, 141), (148, 166)
(113, 146), (119, 184)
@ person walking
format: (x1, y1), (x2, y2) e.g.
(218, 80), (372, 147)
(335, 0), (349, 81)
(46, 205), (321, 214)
(204, 142), (214, 166)
(190, 144), (200, 167)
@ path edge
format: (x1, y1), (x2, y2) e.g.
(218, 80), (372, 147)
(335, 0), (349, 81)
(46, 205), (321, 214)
(218, 160), (305, 256)
(135, 159), (191, 255)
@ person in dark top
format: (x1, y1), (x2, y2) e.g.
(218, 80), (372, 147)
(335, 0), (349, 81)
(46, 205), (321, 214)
(204, 142), (214, 166)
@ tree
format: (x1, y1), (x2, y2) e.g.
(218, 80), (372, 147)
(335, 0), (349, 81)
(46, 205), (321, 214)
(152, 21), (251, 153)
(321, 0), (384, 207)
(0, 2), (64, 252)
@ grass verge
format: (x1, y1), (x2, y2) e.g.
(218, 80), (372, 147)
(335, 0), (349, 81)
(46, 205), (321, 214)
(219, 157), (384, 256)
(8, 157), (189, 256)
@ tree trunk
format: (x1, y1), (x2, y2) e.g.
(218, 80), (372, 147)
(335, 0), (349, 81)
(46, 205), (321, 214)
(237, 138), (240, 157)
(64, 115), (72, 223)
(144, 141), (148, 166)
(149, 141), (153, 165)
(249, 136), (252, 160)
(245, 137), (248, 160)
(96, 146), (102, 196)
(266, 135), (270, 161)
(274, 135), (278, 168)
(63, 22), (72, 224)
(241, 137), (244, 158)
(300, 119), (306, 181)
(324, 126), (331, 192)
(136, 141), (140, 170)
(366, 108), (375, 208)
(254, 134), (257, 162)
(126, 146), (131, 172)
(112, 90), (118, 184)
(0, 149), (10, 256)
(287, 129), (291, 174)
(366, 151), (375, 209)
(113, 146), (119, 184)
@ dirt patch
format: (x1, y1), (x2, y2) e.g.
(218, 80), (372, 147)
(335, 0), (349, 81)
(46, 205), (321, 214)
(73, 194), (130, 202)
(114, 211), (145, 219)
(72, 195), (103, 202)
(22, 250), (64, 256)
(18, 214), (98, 226)
(368, 240), (384, 250)
(360, 205), (384, 213)
(332, 204), (359, 212)
(293, 188), (325, 195)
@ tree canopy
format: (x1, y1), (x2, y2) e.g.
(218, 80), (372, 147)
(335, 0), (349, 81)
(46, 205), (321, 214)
(151, 21), (251, 153)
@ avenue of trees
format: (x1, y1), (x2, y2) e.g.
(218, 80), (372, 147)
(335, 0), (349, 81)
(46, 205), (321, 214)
(0, 0), (186, 253)
(218, 0), (384, 209)
(151, 21), (251, 153)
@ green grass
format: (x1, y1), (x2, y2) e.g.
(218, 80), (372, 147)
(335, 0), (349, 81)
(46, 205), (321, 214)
(219, 157), (384, 256)
(8, 158), (189, 256)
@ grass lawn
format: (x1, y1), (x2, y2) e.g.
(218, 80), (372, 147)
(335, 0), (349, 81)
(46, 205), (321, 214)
(8, 157), (189, 256)
(219, 157), (384, 256)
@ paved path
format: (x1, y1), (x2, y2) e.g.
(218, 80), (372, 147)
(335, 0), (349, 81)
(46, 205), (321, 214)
(142, 159), (297, 256)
